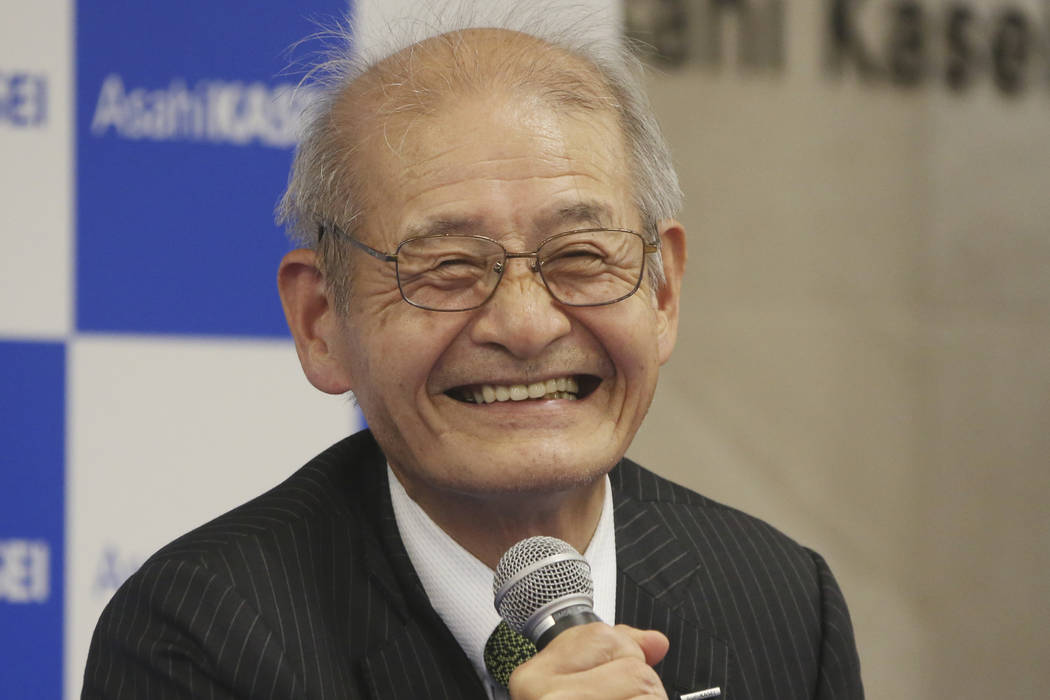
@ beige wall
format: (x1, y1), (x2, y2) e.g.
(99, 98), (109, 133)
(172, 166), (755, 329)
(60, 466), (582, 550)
(625, 2), (1050, 698)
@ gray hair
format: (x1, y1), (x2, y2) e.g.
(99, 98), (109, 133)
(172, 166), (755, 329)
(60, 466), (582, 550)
(276, 5), (682, 312)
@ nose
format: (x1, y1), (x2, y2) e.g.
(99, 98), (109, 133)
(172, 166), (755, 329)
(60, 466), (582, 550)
(467, 257), (572, 359)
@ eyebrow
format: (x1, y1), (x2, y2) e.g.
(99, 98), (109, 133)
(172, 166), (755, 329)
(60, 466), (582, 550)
(541, 201), (615, 230)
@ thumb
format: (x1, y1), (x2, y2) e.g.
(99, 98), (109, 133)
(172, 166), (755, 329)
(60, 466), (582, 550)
(616, 625), (670, 667)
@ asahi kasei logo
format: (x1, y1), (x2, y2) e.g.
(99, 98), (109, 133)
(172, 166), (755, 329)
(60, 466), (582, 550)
(90, 74), (317, 148)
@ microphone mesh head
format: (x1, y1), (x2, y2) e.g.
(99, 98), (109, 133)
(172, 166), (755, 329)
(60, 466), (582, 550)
(493, 536), (593, 634)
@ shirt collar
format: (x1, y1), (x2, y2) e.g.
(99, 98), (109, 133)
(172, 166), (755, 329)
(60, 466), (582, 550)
(388, 466), (618, 691)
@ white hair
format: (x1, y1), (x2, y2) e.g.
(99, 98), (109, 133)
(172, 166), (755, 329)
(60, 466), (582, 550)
(276, 2), (682, 311)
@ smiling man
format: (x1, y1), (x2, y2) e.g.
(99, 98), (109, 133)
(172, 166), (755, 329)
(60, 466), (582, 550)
(84, 19), (863, 700)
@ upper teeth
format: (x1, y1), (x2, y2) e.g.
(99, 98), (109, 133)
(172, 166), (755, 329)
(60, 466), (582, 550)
(467, 377), (579, 404)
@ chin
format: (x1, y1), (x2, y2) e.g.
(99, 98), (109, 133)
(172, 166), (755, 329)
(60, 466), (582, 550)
(445, 452), (616, 498)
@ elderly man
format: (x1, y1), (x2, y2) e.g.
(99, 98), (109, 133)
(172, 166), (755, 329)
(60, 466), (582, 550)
(84, 21), (863, 700)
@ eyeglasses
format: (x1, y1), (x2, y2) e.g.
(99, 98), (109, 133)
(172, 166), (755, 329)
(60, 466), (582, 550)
(321, 226), (658, 312)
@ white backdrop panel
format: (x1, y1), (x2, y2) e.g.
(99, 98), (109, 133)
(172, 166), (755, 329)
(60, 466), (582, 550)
(66, 334), (358, 699)
(0, 0), (72, 338)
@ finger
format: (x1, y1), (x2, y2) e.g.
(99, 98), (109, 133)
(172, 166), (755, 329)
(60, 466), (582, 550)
(616, 625), (670, 667)
(572, 655), (669, 699)
(541, 622), (646, 671)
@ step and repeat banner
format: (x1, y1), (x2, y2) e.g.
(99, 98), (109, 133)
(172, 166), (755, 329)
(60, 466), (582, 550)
(2, 2), (353, 696)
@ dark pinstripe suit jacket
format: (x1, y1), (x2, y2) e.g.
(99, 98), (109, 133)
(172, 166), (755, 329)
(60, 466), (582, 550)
(83, 430), (863, 699)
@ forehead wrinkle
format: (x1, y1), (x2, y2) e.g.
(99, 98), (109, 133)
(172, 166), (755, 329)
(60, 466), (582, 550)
(396, 170), (614, 218)
(400, 189), (621, 244)
(398, 139), (472, 174)
(396, 112), (577, 171)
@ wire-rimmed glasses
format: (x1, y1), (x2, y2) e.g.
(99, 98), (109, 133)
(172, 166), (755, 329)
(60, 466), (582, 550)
(322, 226), (658, 312)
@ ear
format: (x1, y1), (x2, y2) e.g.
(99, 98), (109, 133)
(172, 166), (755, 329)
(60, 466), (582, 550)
(277, 249), (354, 394)
(653, 220), (686, 365)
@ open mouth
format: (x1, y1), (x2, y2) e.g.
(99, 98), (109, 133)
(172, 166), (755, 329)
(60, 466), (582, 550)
(446, 375), (600, 404)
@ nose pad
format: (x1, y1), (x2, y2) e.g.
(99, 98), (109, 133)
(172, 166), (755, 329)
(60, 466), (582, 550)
(470, 254), (571, 358)
(492, 258), (538, 274)
(492, 256), (541, 289)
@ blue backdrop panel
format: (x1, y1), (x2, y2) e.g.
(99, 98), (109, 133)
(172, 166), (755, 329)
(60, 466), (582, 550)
(0, 341), (65, 698)
(76, 0), (349, 337)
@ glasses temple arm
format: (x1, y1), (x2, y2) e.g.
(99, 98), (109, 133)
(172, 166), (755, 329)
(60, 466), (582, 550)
(318, 224), (397, 262)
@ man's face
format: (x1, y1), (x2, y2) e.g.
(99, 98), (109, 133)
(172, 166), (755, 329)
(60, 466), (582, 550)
(327, 92), (680, 503)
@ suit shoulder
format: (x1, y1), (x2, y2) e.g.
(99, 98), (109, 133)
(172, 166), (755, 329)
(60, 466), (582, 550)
(85, 431), (389, 698)
(610, 459), (863, 698)
(611, 457), (719, 507)
(612, 457), (819, 574)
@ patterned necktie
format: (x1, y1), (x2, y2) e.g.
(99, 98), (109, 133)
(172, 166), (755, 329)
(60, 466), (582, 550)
(483, 620), (537, 688)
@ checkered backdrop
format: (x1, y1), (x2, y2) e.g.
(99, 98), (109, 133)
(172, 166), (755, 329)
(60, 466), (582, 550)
(0, 2), (619, 697)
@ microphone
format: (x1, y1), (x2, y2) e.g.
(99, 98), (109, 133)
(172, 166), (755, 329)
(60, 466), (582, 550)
(492, 536), (601, 650)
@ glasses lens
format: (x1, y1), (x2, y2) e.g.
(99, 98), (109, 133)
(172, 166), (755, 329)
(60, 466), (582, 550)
(396, 236), (504, 311)
(538, 230), (645, 306)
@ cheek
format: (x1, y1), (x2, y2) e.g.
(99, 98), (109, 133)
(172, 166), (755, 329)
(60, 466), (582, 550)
(584, 307), (662, 378)
(353, 310), (470, 393)
(616, 338), (661, 386)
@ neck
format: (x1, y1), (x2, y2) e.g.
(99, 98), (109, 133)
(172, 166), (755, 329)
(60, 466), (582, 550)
(391, 471), (606, 569)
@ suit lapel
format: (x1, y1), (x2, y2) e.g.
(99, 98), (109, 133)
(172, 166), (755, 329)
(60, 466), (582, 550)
(614, 491), (732, 698)
(357, 457), (488, 699)
(360, 619), (480, 700)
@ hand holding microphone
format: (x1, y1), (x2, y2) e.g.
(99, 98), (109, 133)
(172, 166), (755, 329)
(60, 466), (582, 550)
(492, 536), (669, 699)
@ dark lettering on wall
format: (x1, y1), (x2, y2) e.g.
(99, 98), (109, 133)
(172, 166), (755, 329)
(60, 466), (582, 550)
(624, 0), (1050, 100)
(625, 0), (785, 71)
(827, 0), (880, 78)
(887, 1), (927, 86)
(700, 0), (785, 68)
(945, 5), (977, 91)
(822, 0), (1050, 98)
(627, 0), (690, 66)
(991, 10), (1029, 95)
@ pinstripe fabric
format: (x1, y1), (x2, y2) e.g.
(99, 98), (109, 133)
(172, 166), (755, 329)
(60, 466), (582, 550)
(612, 460), (864, 699)
(83, 431), (863, 699)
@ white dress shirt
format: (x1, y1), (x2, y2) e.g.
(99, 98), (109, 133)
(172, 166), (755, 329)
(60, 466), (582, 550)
(388, 467), (618, 699)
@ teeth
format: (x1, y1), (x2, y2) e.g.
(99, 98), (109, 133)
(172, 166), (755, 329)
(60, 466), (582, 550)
(458, 377), (583, 404)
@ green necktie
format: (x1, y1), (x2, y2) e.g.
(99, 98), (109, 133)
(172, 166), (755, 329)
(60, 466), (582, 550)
(483, 620), (538, 688)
